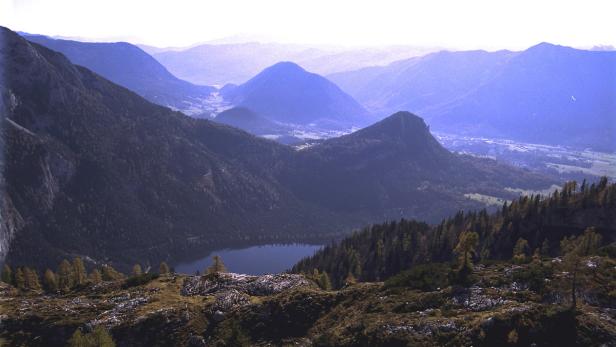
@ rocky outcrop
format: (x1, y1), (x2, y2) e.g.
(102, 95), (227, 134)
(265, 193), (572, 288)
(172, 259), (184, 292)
(181, 272), (315, 297)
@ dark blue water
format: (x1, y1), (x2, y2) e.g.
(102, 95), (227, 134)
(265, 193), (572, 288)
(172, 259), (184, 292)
(174, 244), (322, 275)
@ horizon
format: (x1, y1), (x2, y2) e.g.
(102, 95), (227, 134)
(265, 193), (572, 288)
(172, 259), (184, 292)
(2, 0), (615, 50)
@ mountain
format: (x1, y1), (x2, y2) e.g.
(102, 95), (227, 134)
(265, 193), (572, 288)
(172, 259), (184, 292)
(152, 42), (434, 85)
(329, 49), (515, 114)
(214, 107), (289, 135)
(221, 62), (372, 127)
(1, 26), (552, 270)
(22, 34), (216, 115)
(1, 27), (339, 270)
(281, 111), (553, 223)
(330, 44), (616, 151)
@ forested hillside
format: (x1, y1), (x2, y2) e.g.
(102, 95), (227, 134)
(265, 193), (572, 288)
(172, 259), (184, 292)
(293, 178), (616, 288)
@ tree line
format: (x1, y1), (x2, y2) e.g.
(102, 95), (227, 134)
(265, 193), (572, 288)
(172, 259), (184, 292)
(1, 258), (173, 293)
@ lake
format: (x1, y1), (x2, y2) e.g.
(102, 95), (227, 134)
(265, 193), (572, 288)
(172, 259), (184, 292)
(174, 243), (323, 275)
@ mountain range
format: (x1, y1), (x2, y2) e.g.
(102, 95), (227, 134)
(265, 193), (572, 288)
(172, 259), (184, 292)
(330, 43), (616, 152)
(1, 26), (552, 270)
(151, 42), (435, 85)
(22, 34), (216, 115)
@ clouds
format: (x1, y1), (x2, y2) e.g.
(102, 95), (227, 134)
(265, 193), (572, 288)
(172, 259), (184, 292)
(1, 0), (614, 49)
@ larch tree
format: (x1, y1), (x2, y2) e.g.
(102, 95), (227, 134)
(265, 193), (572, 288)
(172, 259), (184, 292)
(560, 227), (602, 310)
(89, 269), (103, 284)
(44, 269), (59, 293)
(58, 259), (74, 291)
(72, 257), (87, 286)
(512, 238), (530, 264)
(207, 255), (227, 274)
(14, 267), (25, 290)
(159, 262), (170, 275)
(132, 264), (143, 277)
(1, 264), (13, 285)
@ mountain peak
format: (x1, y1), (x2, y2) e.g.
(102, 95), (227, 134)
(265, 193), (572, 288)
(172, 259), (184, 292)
(221, 61), (370, 126)
(357, 111), (430, 139)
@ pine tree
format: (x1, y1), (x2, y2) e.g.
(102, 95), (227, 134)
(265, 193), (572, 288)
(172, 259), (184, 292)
(43, 269), (59, 293)
(540, 239), (550, 258)
(14, 267), (25, 290)
(207, 255), (227, 274)
(73, 257), (87, 286)
(159, 262), (170, 275)
(1, 264), (13, 285)
(89, 269), (103, 284)
(58, 259), (74, 291)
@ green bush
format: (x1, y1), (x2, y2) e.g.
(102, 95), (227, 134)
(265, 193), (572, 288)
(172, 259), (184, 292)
(123, 273), (159, 289)
(384, 263), (450, 291)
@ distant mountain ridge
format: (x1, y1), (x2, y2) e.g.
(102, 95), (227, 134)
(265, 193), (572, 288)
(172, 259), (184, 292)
(330, 43), (616, 151)
(22, 34), (216, 115)
(221, 62), (372, 127)
(152, 42), (435, 85)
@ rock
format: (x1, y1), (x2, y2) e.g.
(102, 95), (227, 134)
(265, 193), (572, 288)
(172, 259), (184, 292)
(187, 335), (206, 347)
(212, 310), (225, 322)
(181, 272), (314, 297)
(212, 289), (251, 312)
(481, 317), (494, 329)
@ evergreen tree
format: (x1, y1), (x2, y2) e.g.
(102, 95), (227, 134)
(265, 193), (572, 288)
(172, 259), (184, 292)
(540, 239), (550, 257)
(73, 257), (87, 286)
(207, 255), (227, 274)
(14, 267), (25, 290)
(159, 262), (170, 275)
(89, 269), (103, 284)
(58, 259), (74, 291)
(1, 264), (13, 285)
(43, 269), (58, 293)
(131, 264), (143, 277)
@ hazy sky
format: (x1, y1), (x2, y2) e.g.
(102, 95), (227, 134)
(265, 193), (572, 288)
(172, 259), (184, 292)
(1, 0), (615, 49)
